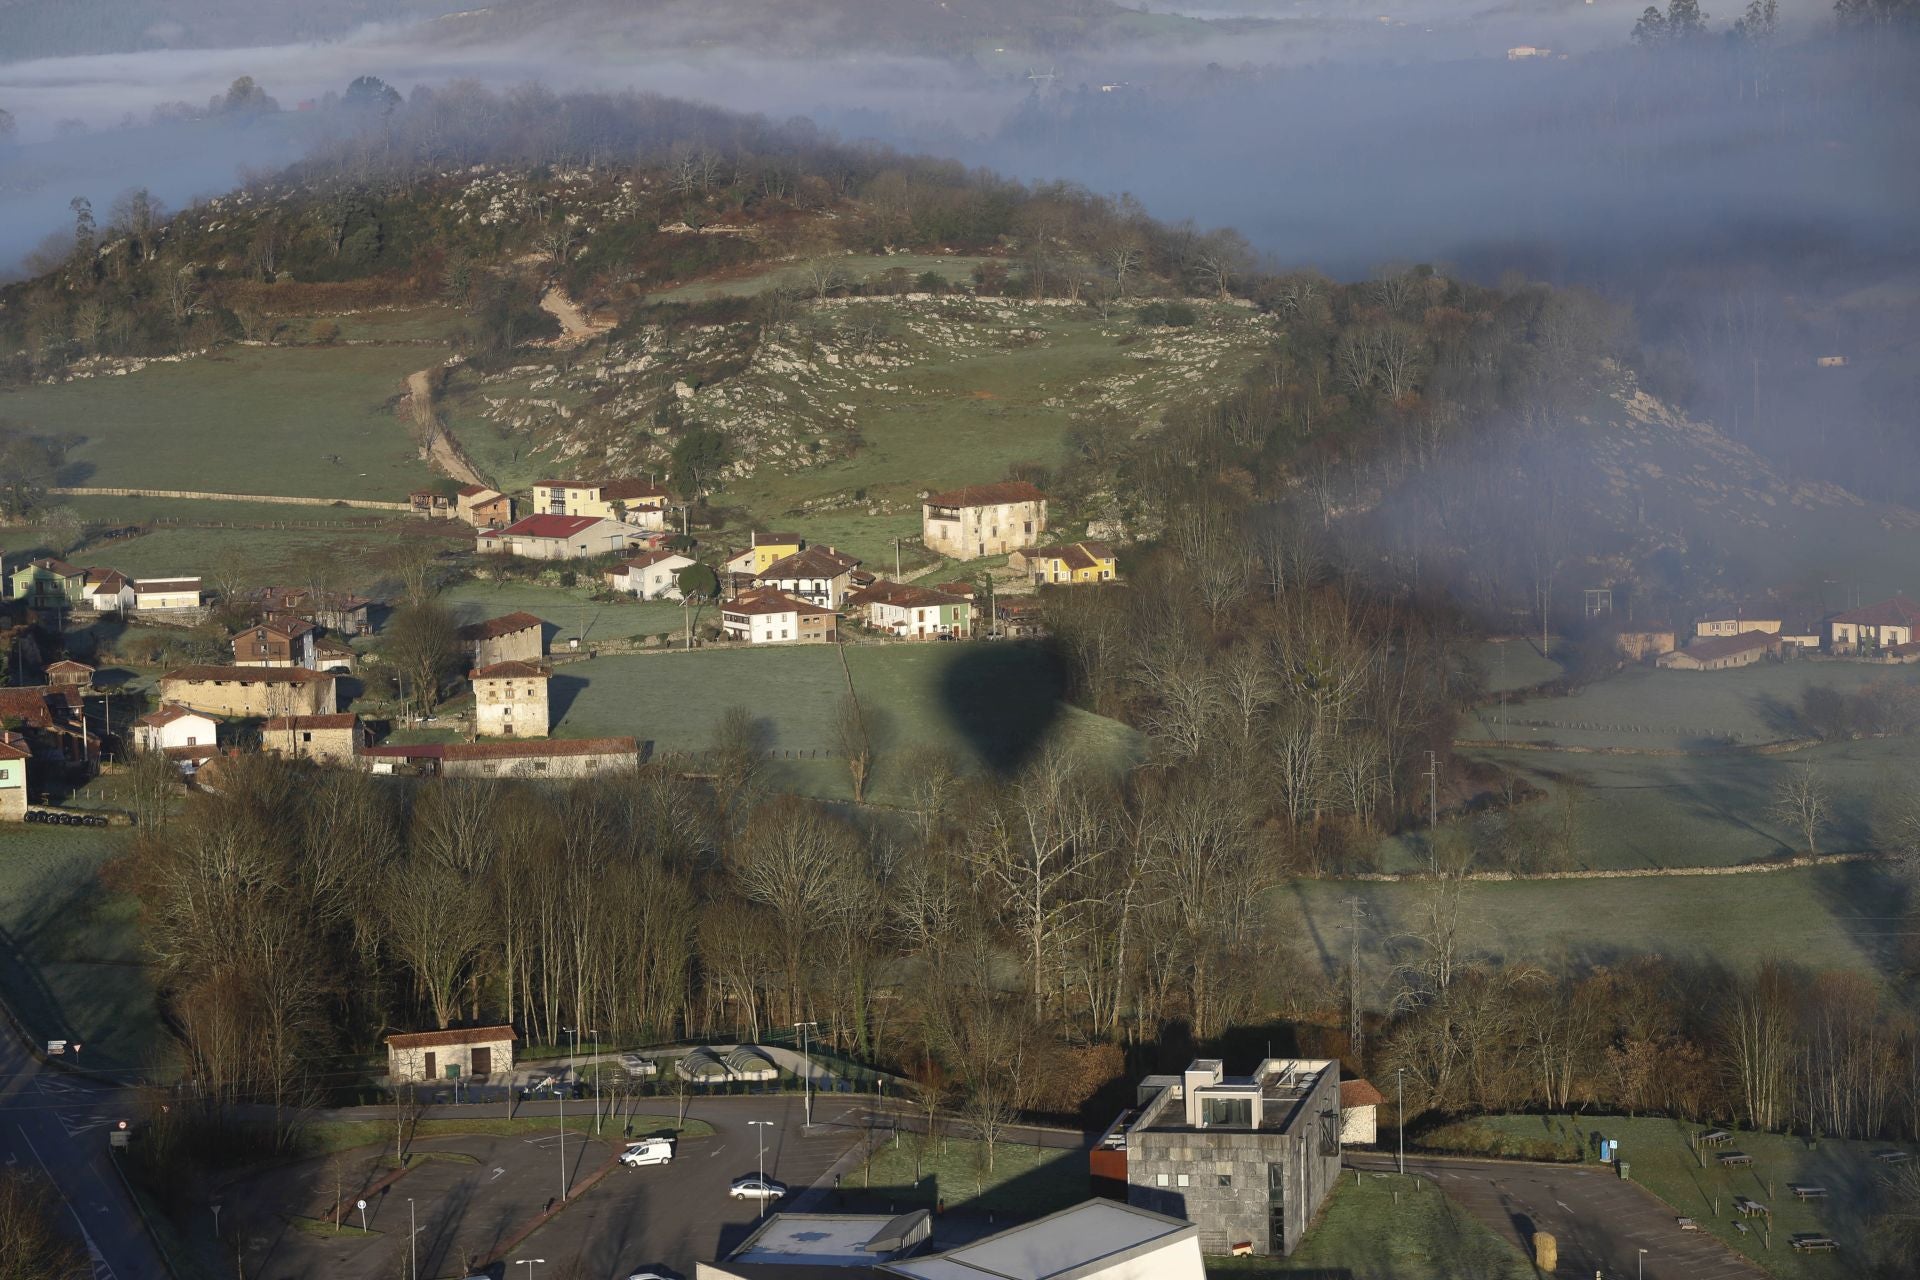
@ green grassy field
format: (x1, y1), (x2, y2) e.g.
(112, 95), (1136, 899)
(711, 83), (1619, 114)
(441, 578), (685, 643)
(549, 641), (1139, 802)
(0, 826), (169, 1074)
(843, 1135), (1087, 1217)
(1281, 862), (1906, 1007)
(1461, 661), (1920, 751)
(1471, 638), (1565, 695)
(1422, 1115), (1911, 1279)
(1207, 1170), (1531, 1279)
(0, 344), (442, 500)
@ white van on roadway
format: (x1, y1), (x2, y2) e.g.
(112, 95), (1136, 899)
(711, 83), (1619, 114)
(620, 1138), (675, 1167)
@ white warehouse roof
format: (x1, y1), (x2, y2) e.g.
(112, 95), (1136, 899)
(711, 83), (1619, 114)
(880, 1201), (1201, 1280)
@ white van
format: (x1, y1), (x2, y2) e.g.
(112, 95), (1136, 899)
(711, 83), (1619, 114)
(620, 1138), (675, 1168)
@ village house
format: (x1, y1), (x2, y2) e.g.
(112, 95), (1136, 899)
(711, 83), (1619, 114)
(8, 559), (86, 609)
(1694, 603), (1787, 638)
(359, 737), (641, 779)
(847, 581), (973, 638)
(722, 531), (804, 577)
(135, 703), (219, 754)
(1827, 596), (1920, 655)
(1658, 631), (1780, 671)
(455, 484), (514, 529)
(472, 661), (551, 738)
(1338, 1079), (1386, 1145)
(44, 660), (93, 690)
(249, 586), (375, 635)
(262, 713), (367, 766)
(82, 568), (134, 613)
(721, 589), (838, 644)
(994, 597), (1047, 638)
(231, 617), (318, 669)
(531, 478), (671, 529)
(754, 545), (861, 609)
(133, 578), (203, 612)
(158, 665), (335, 718)
(0, 687), (95, 766)
(408, 488), (457, 520)
(314, 637), (356, 673)
(606, 548), (696, 600)
(475, 513), (639, 560)
(0, 733), (29, 821)
(458, 612), (547, 668)
(1613, 624), (1676, 662)
(1011, 541), (1118, 586)
(386, 1025), (515, 1084)
(921, 480), (1048, 560)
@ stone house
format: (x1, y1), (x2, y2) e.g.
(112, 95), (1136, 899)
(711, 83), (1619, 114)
(386, 1025), (515, 1083)
(157, 665), (335, 718)
(409, 488), (457, 520)
(458, 612), (547, 668)
(721, 589), (837, 644)
(455, 485), (514, 529)
(472, 661), (551, 738)
(921, 481), (1048, 560)
(357, 737), (640, 779)
(231, 617), (318, 669)
(753, 545), (861, 609)
(475, 514), (639, 560)
(1112, 1058), (1342, 1257)
(262, 713), (367, 765)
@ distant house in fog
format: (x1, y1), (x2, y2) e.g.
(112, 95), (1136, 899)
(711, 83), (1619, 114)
(1614, 625), (1676, 662)
(1658, 632), (1778, 671)
(1828, 597), (1920, 655)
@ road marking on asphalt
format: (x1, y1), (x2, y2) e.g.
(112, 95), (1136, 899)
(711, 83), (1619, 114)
(491, 1167), (506, 1181)
(710, 1145), (725, 1157)
(1557, 1200), (1573, 1211)
(16, 1125), (115, 1280)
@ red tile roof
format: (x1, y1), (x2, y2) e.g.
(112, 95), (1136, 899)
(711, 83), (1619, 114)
(1025, 541), (1114, 572)
(619, 549), (691, 572)
(135, 578), (202, 592)
(28, 558), (83, 577)
(1340, 1079), (1387, 1109)
(386, 1025), (518, 1049)
(458, 612), (546, 642)
(480, 514), (609, 540)
(598, 479), (668, 502)
(0, 738), (30, 762)
(442, 737), (636, 761)
(161, 665), (331, 685)
(924, 480), (1047, 508)
(1832, 597), (1920, 629)
(1677, 632), (1777, 662)
(757, 546), (860, 580)
(848, 580), (969, 610)
(138, 702), (210, 728)
(45, 660), (94, 674)
(471, 661), (550, 680)
(456, 484), (496, 498)
(723, 589), (834, 618)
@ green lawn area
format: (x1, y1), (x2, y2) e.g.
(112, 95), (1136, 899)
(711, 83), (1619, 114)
(0, 826), (170, 1074)
(549, 641), (1140, 802)
(1422, 1115), (1910, 1279)
(1207, 1170), (1531, 1279)
(1472, 638), (1565, 695)
(0, 344), (443, 500)
(323, 308), (468, 343)
(1280, 862), (1905, 1008)
(440, 577), (685, 644)
(1460, 661), (1920, 751)
(843, 1135), (1087, 1217)
(300, 1113), (713, 1156)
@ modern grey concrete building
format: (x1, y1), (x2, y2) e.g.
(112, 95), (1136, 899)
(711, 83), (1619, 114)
(1101, 1058), (1343, 1257)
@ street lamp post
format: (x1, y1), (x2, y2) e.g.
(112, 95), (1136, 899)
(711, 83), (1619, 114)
(1396, 1068), (1406, 1176)
(748, 1119), (775, 1219)
(515, 1259), (545, 1280)
(408, 1198), (417, 1280)
(793, 1021), (818, 1129)
(1638, 1247), (1648, 1280)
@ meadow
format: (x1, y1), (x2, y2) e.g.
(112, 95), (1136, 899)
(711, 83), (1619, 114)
(843, 1135), (1088, 1217)
(1281, 862), (1907, 1009)
(1420, 1114), (1912, 1280)
(0, 343), (442, 501)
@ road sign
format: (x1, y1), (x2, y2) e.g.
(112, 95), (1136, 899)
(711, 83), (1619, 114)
(46, 1040), (66, 1055)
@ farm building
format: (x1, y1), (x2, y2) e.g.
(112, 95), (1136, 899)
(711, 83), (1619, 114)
(1339, 1079), (1386, 1145)
(458, 612), (547, 667)
(386, 1025), (515, 1084)
(135, 703), (218, 753)
(531, 478), (671, 529)
(1107, 1058), (1342, 1257)
(723, 531), (804, 577)
(231, 617), (317, 669)
(922, 480), (1048, 561)
(472, 662), (551, 738)
(606, 548), (695, 599)
(408, 489), (457, 519)
(261, 714), (367, 765)
(359, 737), (639, 779)
(44, 660), (94, 689)
(1693, 603), (1787, 638)
(456, 484), (514, 529)
(158, 665), (334, 718)
(476, 514), (639, 560)
(82, 568), (133, 613)
(721, 589), (838, 644)
(847, 581), (973, 638)
(1657, 632), (1779, 671)
(313, 637), (356, 672)
(1614, 626), (1676, 662)
(754, 545), (862, 609)
(133, 578), (203, 612)
(1828, 597), (1920, 655)
(0, 733), (29, 821)
(1011, 541), (1118, 585)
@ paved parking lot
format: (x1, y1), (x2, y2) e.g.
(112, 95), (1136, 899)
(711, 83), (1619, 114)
(1348, 1154), (1767, 1280)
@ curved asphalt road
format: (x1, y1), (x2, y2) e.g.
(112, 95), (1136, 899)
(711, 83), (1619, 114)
(0, 1027), (168, 1280)
(1347, 1153), (1767, 1280)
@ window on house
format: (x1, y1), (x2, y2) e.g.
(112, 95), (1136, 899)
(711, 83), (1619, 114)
(482, 763), (498, 775)
(533, 761), (548, 772)
(1218, 1174), (1233, 1188)
(1156, 1173), (1170, 1188)
(1319, 1109), (1340, 1157)
(301, 732), (312, 743)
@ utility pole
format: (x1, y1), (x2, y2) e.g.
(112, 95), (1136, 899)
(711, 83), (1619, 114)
(1396, 1068), (1405, 1176)
(1344, 897), (1365, 1061)
(892, 538), (902, 581)
(794, 1021), (818, 1129)
(1424, 751), (1440, 829)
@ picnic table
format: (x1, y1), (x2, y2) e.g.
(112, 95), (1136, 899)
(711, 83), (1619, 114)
(1787, 1184), (1829, 1200)
(1698, 1129), (1734, 1147)
(1718, 1151), (1754, 1167)
(1733, 1222), (1751, 1238)
(1872, 1149), (1911, 1164)
(1790, 1234), (1840, 1253)
(1734, 1197), (1769, 1219)
(1676, 1217), (1701, 1232)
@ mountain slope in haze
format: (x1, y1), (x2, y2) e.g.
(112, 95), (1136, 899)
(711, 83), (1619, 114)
(0, 0), (461, 62)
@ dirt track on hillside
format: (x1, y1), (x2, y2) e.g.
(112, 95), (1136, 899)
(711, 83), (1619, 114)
(403, 366), (484, 486)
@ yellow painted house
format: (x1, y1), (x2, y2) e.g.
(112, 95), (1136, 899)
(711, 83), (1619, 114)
(723, 532), (805, 577)
(1013, 541), (1118, 585)
(531, 478), (670, 528)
